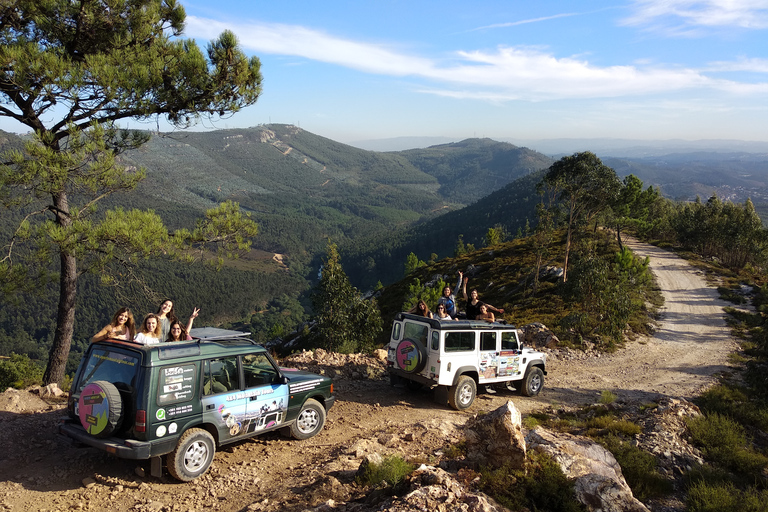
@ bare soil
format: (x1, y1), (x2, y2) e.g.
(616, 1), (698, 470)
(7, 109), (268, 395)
(0, 240), (736, 512)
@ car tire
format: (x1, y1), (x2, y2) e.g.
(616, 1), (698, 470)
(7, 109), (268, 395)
(394, 338), (427, 374)
(448, 375), (476, 410)
(167, 428), (216, 482)
(520, 367), (544, 397)
(77, 380), (123, 438)
(289, 399), (326, 440)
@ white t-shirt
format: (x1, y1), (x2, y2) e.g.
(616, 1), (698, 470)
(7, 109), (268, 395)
(134, 332), (161, 345)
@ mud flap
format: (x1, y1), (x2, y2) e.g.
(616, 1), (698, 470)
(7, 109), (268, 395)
(150, 456), (163, 478)
(433, 385), (448, 406)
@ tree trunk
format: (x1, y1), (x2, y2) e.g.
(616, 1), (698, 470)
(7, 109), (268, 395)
(43, 190), (77, 385)
(43, 250), (77, 385)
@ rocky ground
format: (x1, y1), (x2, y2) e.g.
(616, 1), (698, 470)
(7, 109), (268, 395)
(0, 240), (737, 511)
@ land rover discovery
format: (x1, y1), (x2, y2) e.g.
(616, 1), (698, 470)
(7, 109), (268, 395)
(59, 328), (335, 481)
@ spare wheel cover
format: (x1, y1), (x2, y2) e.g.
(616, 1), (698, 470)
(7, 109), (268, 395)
(395, 338), (426, 373)
(78, 380), (123, 438)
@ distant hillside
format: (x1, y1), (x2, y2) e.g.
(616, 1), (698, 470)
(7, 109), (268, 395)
(342, 170), (546, 288)
(397, 138), (553, 204)
(603, 153), (768, 204)
(117, 126), (554, 270)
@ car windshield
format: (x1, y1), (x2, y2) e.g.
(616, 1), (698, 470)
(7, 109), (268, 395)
(78, 347), (140, 392)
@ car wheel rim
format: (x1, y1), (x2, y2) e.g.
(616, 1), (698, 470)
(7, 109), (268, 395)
(297, 409), (318, 433)
(184, 441), (209, 472)
(459, 385), (473, 405)
(529, 374), (541, 392)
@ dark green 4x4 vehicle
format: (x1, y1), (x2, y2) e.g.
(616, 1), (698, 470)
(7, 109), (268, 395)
(59, 328), (335, 481)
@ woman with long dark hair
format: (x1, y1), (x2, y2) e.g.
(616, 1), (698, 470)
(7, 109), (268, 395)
(91, 307), (136, 342)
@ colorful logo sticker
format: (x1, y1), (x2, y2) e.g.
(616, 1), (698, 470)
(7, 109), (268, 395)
(78, 383), (110, 435)
(396, 339), (420, 372)
(156, 408), (166, 421)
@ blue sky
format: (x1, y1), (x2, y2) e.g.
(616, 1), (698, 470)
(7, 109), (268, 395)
(6, 1), (768, 144)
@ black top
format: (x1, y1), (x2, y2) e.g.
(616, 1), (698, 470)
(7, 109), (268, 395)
(466, 301), (484, 320)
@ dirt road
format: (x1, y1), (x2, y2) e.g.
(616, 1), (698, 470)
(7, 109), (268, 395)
(542, 238), (736, 407)
(0, 240), (736, 511)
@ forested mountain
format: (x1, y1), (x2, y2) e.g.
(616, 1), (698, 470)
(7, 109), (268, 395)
(342, 170), (547, 287)
(5, 123), (768, 374)
(0, 125), (551, 370)
(117, 125), (551, 270)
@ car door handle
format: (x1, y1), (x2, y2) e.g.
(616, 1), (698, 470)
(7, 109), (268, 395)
(206, 404), (216, 410)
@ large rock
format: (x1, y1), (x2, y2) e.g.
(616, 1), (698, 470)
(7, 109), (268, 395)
(464, 401), (526, 470)
(379, 465), (507, 512)
(526, 428), (649, 512)
(520, 322), (560, 349)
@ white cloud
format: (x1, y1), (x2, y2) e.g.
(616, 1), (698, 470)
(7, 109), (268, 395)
(186, 16), (768, 102)
(706, 57), (768, 72)
(623, 0), (768, 30)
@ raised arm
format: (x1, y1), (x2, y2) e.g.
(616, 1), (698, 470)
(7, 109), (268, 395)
(486, 304), (505, 315)
(185, 307), (200, 333)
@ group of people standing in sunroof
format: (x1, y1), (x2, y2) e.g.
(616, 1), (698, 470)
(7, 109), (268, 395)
(408, 270), (505, 322)
(91, 299), (200, 345)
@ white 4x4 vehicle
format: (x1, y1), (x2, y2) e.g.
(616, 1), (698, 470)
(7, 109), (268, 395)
(387, 313), (547, 410)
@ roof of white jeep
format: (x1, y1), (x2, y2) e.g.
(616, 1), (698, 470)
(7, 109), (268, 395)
(394, 312), (516, 330)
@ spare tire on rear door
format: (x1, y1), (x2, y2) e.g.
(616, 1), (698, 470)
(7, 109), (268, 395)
(395, 338), (427, 374)
(78, 380), (123, 438)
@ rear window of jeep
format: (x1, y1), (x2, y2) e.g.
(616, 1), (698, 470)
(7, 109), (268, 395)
(78, 348), (140, 392)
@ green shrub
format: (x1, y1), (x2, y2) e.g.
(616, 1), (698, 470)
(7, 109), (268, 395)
(600, 435), (673, 501)
(686, 413), (768, 479)
(687, 413), (746, 452)
(687, 480), (768, 512)
(443, 441), (467, 459)
(599, 390), (617, 404)
(697, 382), (768, 432)
(480, 452), (586, 512)
(0, 353), (43, 389)
(355, 455), (416, 488)
(585, 415), (641, 436)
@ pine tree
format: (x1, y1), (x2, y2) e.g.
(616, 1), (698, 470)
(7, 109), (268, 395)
(311, 242), (382, 353)
(0, 0), (263, 384)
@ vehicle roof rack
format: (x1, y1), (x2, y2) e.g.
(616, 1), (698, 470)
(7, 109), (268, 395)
(189, 327), (252, 341)
(394, 312), (515, 329)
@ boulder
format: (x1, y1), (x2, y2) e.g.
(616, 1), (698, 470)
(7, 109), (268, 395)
(520, 322), (560, 349)
(526, 428), (650, 512)
(378, 465), (507, 512)
(464, 401), (526, 470)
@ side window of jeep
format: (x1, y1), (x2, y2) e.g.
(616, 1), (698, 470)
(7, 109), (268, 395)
(431, 331), (440, 351)
(203, 357), (239, 395)
(501, 331), (520, 350)
(444, 332), (475, 352)
(480, 332), (497, 351)
(242, 353), (278, 387)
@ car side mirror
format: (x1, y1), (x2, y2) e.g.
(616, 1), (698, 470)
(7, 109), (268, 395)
(277, 375), (289, 384)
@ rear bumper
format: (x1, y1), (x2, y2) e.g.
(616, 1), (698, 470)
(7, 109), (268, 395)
(58, 419), (177, 460)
